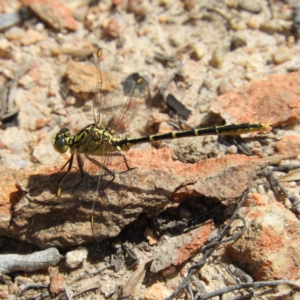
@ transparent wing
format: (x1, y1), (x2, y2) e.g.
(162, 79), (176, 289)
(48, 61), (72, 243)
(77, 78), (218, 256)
(93, 48), (124, 127)
(94, 48), (151, 137)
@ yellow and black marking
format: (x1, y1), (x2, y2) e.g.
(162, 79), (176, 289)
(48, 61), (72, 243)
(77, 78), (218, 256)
(112, 122), (271, 149)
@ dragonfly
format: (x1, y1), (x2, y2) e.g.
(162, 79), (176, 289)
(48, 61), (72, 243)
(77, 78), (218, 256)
(52, 48), (271, 234)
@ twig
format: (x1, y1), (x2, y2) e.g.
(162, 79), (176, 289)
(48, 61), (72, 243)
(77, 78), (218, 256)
(20, 282), (49, 293)
(196, 280), (299, 300)
(69, 264), (113, 285)
(0, 248), (61, 273)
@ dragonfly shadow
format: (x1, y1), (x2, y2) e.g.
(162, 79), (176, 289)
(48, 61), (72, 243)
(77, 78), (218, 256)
(11, 168), (174, 247)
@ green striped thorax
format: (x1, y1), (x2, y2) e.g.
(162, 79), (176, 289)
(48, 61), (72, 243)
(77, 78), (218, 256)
(52, 123), (127, 156)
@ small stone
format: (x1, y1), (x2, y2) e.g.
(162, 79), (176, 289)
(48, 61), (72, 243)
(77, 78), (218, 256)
(66, 60), (96, 93)
(159, 0), (173, 6)
(0, 38), (13, 58)
(35, 22), (45, 31)
(218, 77), (234, 95)
(247, 15), (263, 30)
(18, 74), (35, 89)
(182, 0), (196, 11)
(238, 1), (262, 14)
(26, 0), (77, 31)
(150, 111), (170, 125)
(225, 0), (239, 9)
(157, 121), (174, 134)
(35, 117), (51, 129)
(128, 0), (149, 16)
(5, 26), (25, 41)
(191, 42), (206, 61)
(277, 9), (293, 21)
(50, 274), (64, 294)
(287, 64), (300, 72)
(15, 276), (34, 285)
(65, 246), (88, 268)
(144, 228), (157, 245)
(104, 14), (126, 38)
(273, 47), (292, 65)
(161, 265), (176, 277)
(0, 290), (9, 299)
(230, 17), (247, 30)
(230, 34), (247, 51)
(210, 48), (225, 69)
(8, 282), (19, 295)
(260, 20), (283, 34)
(21, 29), (44, 45)
(226, 145), (238, 154)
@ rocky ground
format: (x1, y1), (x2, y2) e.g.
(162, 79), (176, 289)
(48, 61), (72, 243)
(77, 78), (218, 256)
(1, 0), (300, 299)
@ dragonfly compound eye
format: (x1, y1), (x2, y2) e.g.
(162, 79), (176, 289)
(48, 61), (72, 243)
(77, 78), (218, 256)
(52, 128), (70, 153)
(54, 136), (68, 153)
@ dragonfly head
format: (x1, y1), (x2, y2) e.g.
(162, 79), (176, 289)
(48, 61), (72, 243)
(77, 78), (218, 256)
(52, 128), (70, 153)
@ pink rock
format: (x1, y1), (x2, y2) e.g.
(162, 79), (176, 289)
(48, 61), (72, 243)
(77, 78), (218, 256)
(151, 220), (215, 272)
(50, 274), (64, 294)
(23, 0), (77, 31)
(226, 194), (300, 280)
(276, 135), (300, 159)
(211, 71), (300, 126)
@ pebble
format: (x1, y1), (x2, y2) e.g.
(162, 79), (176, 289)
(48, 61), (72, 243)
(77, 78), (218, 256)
(225, 0), (239, 9)
(230, 34), (247, 51)
(21, 29), (44, 46)
(15, 276), (34, 285)
(230, 17), (247, 31)
(247, 15), (262, 30)
(210, 48), (225, 69)
(191, 42), (206, 61)
(65, 246), (88, 268)
(227, 145), (238, 154)
(50, 274), (64, 294)
(287, 64), (300, 72)
(218, 77), (234, 95)
(35, 22), (45, 31)
(144, 228), (158, 245)
(260, 20), (283, 34)
(104, 14), (126, 38)
(128, 0), (149, 16)
(273, 47), (292, 65)
(0, 38), (13, 59)
(277, 9), (293, 21)
(238, 1), (262, 14)
(0, 8), (29, 31)
(182, 0), (196, 11)
(161, 265), (176, 277)
(5, 26), (25, 41)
